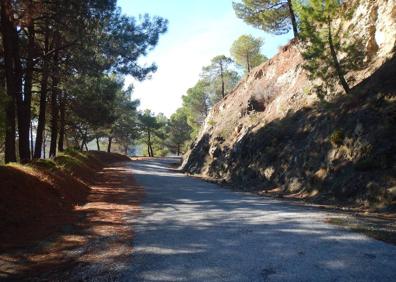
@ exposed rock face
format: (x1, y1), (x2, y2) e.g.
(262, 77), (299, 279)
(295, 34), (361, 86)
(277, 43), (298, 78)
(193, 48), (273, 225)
(182, 0), (396, 207)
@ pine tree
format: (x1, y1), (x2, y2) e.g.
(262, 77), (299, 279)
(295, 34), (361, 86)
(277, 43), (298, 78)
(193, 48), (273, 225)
(233, 0), (299, 38)
(230, 35), (267, 73)
(295, 0), (365, 97)
(182, 80), (210, 137)
(138, 110), (161, 157)
(202, 55), (233, 99)
(167, 109), (192, 156)
(0, 0), (167, 163)
(201, 55), (240, 104)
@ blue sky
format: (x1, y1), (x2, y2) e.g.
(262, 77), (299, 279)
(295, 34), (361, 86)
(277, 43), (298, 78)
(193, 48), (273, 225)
(118, 0), (292, 116)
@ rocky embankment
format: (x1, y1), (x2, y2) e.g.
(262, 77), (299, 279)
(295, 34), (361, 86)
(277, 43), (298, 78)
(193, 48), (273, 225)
(182, 0), (396, 208)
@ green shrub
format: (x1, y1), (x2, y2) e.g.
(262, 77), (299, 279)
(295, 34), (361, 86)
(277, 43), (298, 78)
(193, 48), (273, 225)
(208, 119), (216, 127)
(63, 147), (80, 155)
(54, 154), (85, 170)
(30, 159), (57, 171)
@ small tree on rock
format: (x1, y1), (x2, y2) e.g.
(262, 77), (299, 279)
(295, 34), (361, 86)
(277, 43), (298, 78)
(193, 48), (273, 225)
(202, 55), (233, 99)
(201, 55), (240, 105)
(295, 0), (365, 97)
(230, 35), (267, 73)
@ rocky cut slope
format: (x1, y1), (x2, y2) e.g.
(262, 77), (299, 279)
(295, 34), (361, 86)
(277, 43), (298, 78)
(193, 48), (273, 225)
(182, 0), (396, 207)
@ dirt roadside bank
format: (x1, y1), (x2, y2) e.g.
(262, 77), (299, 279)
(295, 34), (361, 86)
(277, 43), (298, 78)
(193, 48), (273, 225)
(0, 161), (143, 281)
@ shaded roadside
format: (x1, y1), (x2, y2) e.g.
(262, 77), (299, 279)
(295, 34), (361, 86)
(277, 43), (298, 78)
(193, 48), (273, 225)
(0, 161), (143, 281)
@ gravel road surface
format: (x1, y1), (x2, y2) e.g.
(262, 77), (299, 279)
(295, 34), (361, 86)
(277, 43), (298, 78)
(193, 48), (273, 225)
(124, 158), (396, 282)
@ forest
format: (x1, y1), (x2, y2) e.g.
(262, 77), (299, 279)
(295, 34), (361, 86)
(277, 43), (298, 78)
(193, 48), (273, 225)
(0, 0), (273, 162)
(1, 0), (364, 162)
(1, 0), (396, 280)
(0, 0), (168, 163)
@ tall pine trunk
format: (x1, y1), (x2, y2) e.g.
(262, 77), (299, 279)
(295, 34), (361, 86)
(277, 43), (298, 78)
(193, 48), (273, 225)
(150, 144), (154, 158)
(287, 0), (299, 38)
(246, 53), (251, 73)
(57, 91), (66, 152)
(80, 140), (85, 152)
(49, 33), (61, 158)
(96, 137), (101, 151)
(1, 1), (19, 163)
(17, 23), (35, 163)
(49, 76), (59, 157)
(220, 63), (225, 98)
(327, 18), (350, 94)
(30, 121), (34, 158)
(42, 130), (46, 159)
(147, 130), (152, 157)
(34, 24), (50, 158)
(107, 136), (112, 153)
(3, 96), (16, 163)
(80, 129), (87, 152)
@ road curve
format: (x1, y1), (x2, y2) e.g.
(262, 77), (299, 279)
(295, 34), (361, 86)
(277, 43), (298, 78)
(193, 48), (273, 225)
(124, 158), (396, 282)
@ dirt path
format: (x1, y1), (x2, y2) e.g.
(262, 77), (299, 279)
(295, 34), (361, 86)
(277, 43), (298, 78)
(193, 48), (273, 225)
(126, 158), (396, 282)
(0, 162), (143, 281)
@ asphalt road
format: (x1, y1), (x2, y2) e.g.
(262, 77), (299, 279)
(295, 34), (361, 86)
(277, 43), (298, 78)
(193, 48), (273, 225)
(124, 158), (396, 282)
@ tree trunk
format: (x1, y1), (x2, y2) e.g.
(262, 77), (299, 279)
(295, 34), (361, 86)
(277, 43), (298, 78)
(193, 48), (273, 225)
(220, 63), (225, 98)
(34, 23), (50, 159)
(49, 79), (59, 157)
(107, 136), (112, 153)
(49, 33), (61, 158)
(73, 135), (79, 148)
(96, 137), (101, 151)
(177, 144), (180, 156)
(3, 96), (16, 163)
(12, 8), (26, 162)
(57, 91), (66, 152)
(1, 1), (18, 163)
(64, 133), (70, 148)
(80, 129), (88, 152)
(147, 130), (152, 157)
(42, 130), (46, 159)
(150, 144), (154, 158)
(80, 139), (85, 152)
(30, 121), (34, 158)
(287, 0), (299, 38)
(328, 18), (350, 94)
(246, 53), (251, 73)
(16, 92), (31, 163)
(17, 21), (35, 163)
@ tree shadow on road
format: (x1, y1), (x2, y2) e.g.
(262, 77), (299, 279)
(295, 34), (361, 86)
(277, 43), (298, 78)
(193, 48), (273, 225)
(126, 160), (396, 281)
